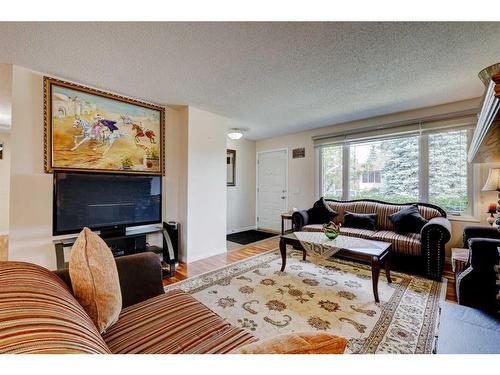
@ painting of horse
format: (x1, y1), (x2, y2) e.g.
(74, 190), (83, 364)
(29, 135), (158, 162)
(44, 77), (164, 175)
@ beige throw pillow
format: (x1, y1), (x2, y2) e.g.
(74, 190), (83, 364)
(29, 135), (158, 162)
(69, 227), (122, 333)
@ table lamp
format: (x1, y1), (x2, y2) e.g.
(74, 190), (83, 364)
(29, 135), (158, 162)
(482, 168), (500, 228)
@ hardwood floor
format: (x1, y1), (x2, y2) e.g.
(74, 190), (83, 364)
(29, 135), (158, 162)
(163, 237), (280, 286)
(0, 235), (7, 261)
(443, 263), (457, 303)
(163, 236), (458, 302)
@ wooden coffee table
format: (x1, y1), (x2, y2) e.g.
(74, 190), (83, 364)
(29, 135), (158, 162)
(279, 232), (392, 303)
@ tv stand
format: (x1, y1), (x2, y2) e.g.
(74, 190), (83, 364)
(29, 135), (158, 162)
(53, 226), (176, 278)
(100, 226), (127, 238)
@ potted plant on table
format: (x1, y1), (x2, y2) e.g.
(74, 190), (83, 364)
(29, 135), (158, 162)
(322, 221), (341, 240)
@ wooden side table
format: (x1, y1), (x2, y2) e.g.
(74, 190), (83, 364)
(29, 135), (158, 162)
(451, 247), (470, 279)
(281, 213), (293, 235)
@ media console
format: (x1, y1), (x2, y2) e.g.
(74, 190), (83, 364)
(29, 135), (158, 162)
(53, 224), (179, 278)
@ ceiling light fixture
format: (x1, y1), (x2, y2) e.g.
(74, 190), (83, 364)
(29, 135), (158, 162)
(227, 128), (244, 140)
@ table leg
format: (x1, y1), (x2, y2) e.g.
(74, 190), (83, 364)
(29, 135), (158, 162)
(371, 256), (380, 303)
(281, 217), (284, 235)
(280, 237), (287, 272)
(384, 253), (392, 284)
(302, 250), (306, 261)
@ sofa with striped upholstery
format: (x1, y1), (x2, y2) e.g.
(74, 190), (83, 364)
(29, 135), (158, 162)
(292, 199), (451, 280)
(0, 252), (347, 354)
(0, 253), (258, 354)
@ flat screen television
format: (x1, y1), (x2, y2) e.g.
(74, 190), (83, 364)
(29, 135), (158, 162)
(53, 172), (162, 236)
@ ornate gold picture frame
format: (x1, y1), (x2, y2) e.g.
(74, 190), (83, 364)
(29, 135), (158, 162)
(44, 77), (165, 175)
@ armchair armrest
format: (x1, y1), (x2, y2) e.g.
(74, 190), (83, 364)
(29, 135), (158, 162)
(114, 252), (165, 308)
(53, 252), (165, 308)
(421, 216), (452, 240)
(420, 216), (452, 280)
(292, 210), (310, 231)
(468, 238), (500, 271)
(463, 225), (500, 247)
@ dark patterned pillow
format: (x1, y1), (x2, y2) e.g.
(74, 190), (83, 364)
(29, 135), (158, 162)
(307, 197), (338, 225)
(343, 211), (377, 231)
(389, 205), (428, 234)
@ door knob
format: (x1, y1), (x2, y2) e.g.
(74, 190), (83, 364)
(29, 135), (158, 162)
(281, 196), (286, 199)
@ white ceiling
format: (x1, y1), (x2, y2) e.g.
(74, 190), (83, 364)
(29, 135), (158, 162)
(1, 22), (499, 139)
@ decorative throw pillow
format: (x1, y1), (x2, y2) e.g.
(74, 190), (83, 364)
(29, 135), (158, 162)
(343, 211), (377, 230)
(231, 332), (347, 354)
(307, 197), (338, 224)
(389, 205), (428, 234)
(69, 227), (122, 333)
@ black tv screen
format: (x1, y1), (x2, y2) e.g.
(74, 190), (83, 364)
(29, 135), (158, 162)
(54, 172), (162, 235)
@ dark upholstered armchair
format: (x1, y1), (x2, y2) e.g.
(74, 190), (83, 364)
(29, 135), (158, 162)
(457, 226), (500, 313)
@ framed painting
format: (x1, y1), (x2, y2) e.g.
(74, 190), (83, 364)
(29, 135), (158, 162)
(44, 77), (165, 175)
(227, 149), (236, 186)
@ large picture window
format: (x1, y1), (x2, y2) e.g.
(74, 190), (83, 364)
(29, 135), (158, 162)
(319, 129), (471, 214)
(428, 130), (469, 212)
(349, 137), (419, 203)
(320, 145), (343, 200)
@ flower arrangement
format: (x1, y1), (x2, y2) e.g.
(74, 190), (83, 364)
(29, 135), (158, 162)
(322, 221), (341, 240)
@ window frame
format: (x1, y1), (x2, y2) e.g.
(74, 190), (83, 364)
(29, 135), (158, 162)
(317, 129), (473, 215)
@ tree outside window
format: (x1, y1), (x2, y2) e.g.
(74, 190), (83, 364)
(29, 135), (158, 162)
(349, 137), (419, 203)
(319, 130), (470, 213)
(428, 130), (468, 212)
(321, 145), (342, 200)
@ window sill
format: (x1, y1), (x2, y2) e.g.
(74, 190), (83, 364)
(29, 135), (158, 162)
(447, 215), (481, 223)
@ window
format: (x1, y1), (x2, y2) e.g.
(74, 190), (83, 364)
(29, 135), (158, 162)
(318, 129), (471, 213)
(349, 137), (419, 203)
(362, 171), (381, 184)
(428, 130), (469, 213)
(320, 145), (342, 200)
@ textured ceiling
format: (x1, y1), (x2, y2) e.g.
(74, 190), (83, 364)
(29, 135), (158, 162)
(1, 22), (499, 139)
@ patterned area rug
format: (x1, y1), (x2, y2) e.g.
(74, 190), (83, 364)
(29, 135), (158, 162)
(165, 249), (446, 354)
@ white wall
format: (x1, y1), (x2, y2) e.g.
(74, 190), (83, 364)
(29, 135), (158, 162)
(185, 107), (228, 262)
(256, 98), (498, 257)
(7, 66), (194, 269)
(226, 137), (256, 234)
(163, 106), (188, 260)
(9, 66), (53, 267)
(0, 64), (12, 237)
(0, 132), (11, 235)
(6, 65), (234, 268)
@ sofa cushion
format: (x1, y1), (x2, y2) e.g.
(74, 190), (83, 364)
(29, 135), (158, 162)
(327, 201), (443, 231)
(69, 227), (122, 333)
(389, 205), (428, 234)
(0, 261), (111, 354)
(231, 332), (347, 354)
(301, 225), (376, 240)
(339, 227), (377, 239)
(307, 197), (338, 225)
(371, 231), (421, 256)
(344, 211), (377, 231)
(102, 289), (256, 354)
(436, 301), (500, 354)
(302, 224), (324, 232)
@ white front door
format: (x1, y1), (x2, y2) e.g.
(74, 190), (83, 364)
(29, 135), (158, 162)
(257, 149), (288, 231)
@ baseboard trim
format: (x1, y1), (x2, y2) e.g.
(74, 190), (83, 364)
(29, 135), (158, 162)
(226, 225), (257, 235)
